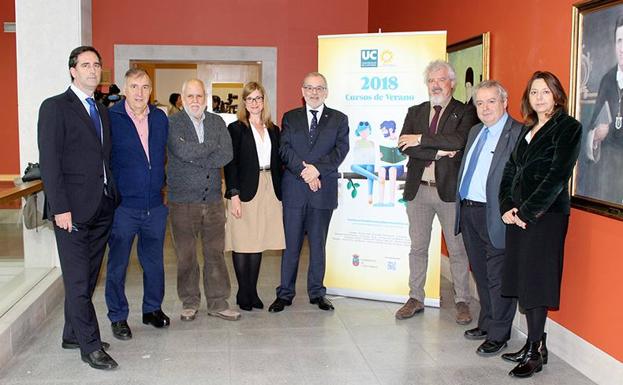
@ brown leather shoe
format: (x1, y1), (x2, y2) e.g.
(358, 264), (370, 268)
(455, 302), (473, 325)
(395, 298), (424, 320)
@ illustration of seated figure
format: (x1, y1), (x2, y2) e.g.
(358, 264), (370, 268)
(376, 120), (406, 207)
(350, 121), (377, 204)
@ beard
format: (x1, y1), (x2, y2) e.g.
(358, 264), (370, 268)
(430, 94), (448, 106)
(183, 103), (205, 119)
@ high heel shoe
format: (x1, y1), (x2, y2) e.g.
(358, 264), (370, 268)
(502, 333), (548, 364)
(508, 341), (543, 377)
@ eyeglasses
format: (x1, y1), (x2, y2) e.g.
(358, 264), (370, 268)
(302, 85), (326, 93)
(245, 96), (264, 103)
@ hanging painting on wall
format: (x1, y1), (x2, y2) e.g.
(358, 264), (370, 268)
(570, 0), (623, 220)
(446, 33), (490, 105)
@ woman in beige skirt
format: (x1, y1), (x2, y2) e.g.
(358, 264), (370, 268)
(224, 82), (285, 311)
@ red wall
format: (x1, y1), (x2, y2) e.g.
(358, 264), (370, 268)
(369, 0), (623, 361)
(92, 0), (369, 119)
(0, 1), (19, 174)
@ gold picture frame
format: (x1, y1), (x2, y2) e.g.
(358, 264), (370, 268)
(446, 32), (490, 104)
(570, 0), (623, 220)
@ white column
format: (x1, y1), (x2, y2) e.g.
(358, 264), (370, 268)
(15, 0), (92, 268)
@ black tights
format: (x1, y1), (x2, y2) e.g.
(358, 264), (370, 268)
(526, 306), (548, 342)
(232, 252), (262, 306)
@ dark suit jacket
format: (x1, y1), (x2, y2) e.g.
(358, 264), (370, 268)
(279, 106), (349, 210)
(38, 87), (117, 223)
(499, 111), (582, 223)
(224, 120), (282, 201)
(400, 98), (478, 202)
(454, 115), (522, 249)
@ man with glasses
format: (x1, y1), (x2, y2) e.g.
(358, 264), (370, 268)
(268, 72), (349, 312)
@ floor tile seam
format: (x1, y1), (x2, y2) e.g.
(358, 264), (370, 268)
(333, 315), (385, 385)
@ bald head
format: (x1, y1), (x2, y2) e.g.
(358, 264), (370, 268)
(182, 79), (207, 119)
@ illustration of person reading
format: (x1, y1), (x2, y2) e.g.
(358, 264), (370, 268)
(350, 121), (377, 204)
(376, 120), (406, 207)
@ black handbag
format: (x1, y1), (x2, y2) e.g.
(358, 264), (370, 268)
(22, 162), (41, 182)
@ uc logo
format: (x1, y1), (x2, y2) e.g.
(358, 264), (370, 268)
(360, 49), (378, 67)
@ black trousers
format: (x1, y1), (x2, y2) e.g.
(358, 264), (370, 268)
(54, 193), (114, 355)
(460, 204), (517, 341)
(277, 205), (333, 301)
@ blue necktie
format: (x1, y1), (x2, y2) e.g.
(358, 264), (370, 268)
(86, 97), (102, 141)
(459, 127), (489, 199)
(309, 110), (318, 144)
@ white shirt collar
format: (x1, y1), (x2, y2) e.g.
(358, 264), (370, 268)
(306, 104), (324, 117)
(616, 68), (623, 90)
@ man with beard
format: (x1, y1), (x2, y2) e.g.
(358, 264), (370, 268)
(396, 60), (478, 324)
(167, 79), (239, 322)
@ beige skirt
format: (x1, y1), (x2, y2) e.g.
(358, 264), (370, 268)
(224, 171), (285, 252)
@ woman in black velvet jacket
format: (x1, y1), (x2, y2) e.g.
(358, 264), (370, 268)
(498, 71), (581, 378)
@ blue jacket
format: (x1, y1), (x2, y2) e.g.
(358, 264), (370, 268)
(109, 102), (168, 209)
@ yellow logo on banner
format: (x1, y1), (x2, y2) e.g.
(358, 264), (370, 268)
(380, 50), (394, 65)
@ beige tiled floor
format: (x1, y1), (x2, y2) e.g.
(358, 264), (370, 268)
(0, 226), (596, 385)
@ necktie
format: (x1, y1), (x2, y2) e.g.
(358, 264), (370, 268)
(309, 110), (318, 144)
(86, 97), (102, 141)
(459, 127), (489, 199)
(425, 105), (443, 166)
(429, 105), (442, 135)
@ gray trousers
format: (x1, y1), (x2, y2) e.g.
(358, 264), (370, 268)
(406, 185), (471, 304)
(169, 201), (231, 312)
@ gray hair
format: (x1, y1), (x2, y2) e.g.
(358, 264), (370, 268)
(424, 60), (456, 83)
(181, 78), (206, 95)
(472, 80), (508, 105)
(302, 72), (328, 88)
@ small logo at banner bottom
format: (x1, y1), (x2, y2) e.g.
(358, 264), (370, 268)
(386, 260), (397, 271)
(352, 254), (360, 266)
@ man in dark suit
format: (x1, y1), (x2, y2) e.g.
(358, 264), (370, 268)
(268, 72), (349, 312)
(454, 80), (521, 355)
(580, 15), (623, 204)
(38, 46), (119, 370)
(396, 60), (478, 324)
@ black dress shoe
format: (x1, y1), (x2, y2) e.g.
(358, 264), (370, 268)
(310, 296), (334, 311)
(268, 298), (291, 312)
(252, 298), (264, 309)
(62, 340), (110, 350)
(111, 320), (132, 340)
(464, 327), (488, 340)
(142, 309), (170, 328)
(239, 304), (253, 311)
(477, 339), (508, 356)
(81, 349), (118, 370)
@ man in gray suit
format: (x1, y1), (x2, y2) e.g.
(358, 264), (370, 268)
(455, 80), (521, 355)
(167, 79), (239, 322)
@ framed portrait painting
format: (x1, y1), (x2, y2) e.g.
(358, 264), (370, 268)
(447, 33), (490, 104)
(570, 0), (623, 220)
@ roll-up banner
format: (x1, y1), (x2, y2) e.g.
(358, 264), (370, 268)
(320, 31), (446, 306)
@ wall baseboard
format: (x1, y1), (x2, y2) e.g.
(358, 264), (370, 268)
(0, 268), (63, 370)
(441, 256), (622, 385)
